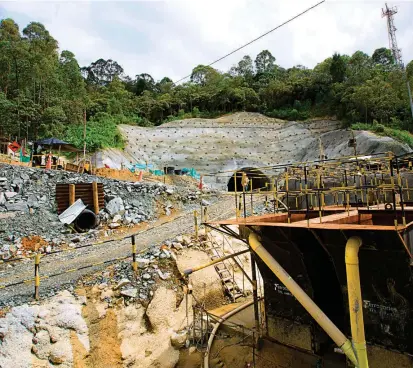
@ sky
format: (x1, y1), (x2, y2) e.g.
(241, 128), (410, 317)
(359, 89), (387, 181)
(1, 0), (413, 82)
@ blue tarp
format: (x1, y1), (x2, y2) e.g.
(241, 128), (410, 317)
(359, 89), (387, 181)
(150, 169), (164, 176)
(182, 167), (200, 180)
(127, 162), (200, 179)
(128, 163), (155, 173)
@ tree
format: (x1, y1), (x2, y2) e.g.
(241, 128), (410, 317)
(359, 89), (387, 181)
(81, 59), (124, 86)
(347, 51), (373, 85)
(2, 16), (413, 147)
(134, 73), (155, 95)
(372, 48), (394, 68)
(155, 77), (173, 94)
(330, 53), (347, 83)
(39, 106), (66, 137)
(0, 19), (25, 97)
(59, 50), (85, 99)
(0, 92), (17, 136)
(406, 60), (413, 79)
(190, 65), (220, 86)
(348, 77), (401, 123)
(232, 55), (254, 81)
(255, 50), (275, 75)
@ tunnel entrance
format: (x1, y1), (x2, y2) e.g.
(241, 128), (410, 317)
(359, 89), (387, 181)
(227, 167), (270, 192)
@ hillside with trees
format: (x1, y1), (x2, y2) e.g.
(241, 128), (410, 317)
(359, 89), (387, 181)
(1, 18), (413, 151)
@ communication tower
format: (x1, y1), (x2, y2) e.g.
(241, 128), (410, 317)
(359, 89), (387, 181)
(382, 3), (413, 119)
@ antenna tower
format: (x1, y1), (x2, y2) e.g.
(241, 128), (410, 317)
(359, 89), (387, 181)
(382, 3), (402, 67)
(382, 3), (413, 120)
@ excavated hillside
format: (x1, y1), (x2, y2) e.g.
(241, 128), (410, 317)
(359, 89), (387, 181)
(97, 113), (411, 187)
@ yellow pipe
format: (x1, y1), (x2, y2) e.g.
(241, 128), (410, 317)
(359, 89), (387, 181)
(345, 237), (369, 368)
(248, 233), (358, 366)
(183, 249), (249, 275)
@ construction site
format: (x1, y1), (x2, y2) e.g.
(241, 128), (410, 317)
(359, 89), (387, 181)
(2, 0), (413, 367)
(1, 112), (413, 368)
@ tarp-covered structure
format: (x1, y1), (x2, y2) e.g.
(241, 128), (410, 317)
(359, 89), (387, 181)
(36, 138), (82, 152)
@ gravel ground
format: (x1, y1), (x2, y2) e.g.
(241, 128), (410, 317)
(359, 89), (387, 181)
(0, 196), (237, 307)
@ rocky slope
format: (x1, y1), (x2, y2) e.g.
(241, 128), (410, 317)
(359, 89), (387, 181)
(0, 163), (213, 261)
(106, 113), (411, 188)
(0, 230), (240, 368)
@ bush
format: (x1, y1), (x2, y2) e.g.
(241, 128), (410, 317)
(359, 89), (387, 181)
(266, 107), (310, 121)
(192, 107), (201, 118)
(161, 108), (223, 124)
(351, 122), (372, 131)
(65, 114), (124, 152)
(375, 124), (385, 133)
(351, 122), (413, 148)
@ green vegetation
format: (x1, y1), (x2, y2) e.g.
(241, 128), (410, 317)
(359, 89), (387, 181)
(352, 122), (413, 148)
(65, 114), (124, 151)
(1, 18), (413, 151)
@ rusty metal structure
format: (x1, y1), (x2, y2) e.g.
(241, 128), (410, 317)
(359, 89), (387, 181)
(206, 151), (413, 367)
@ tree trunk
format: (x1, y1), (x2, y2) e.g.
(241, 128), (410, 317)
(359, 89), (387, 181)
(13, 55), (19, 93)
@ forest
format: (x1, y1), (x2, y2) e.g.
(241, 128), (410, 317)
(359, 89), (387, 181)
(1, 18), (413, 151)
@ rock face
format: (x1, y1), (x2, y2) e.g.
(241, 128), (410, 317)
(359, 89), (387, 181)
(0, 291), (88, 368)
(176, 249), (226, 309)
(117, 286), (187, 368)
(113, 112), (411, 188)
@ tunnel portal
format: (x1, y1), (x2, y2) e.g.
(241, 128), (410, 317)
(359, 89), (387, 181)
(227, 167), (270, 192)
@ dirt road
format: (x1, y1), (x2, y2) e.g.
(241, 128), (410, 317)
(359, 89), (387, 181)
(0, 196), (237, 306)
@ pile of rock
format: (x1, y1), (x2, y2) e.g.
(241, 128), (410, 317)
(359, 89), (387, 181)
(0, 163), (216, 260)
(82, 242), (177, 307)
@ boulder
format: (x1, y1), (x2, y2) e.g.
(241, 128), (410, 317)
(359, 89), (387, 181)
(49, 349), (66, 365)
(4, 191), (18, 200)
(0, 192), (6, 205)
(112, 214), (122, 223)
(121, 288), (138, 298)
(157, 269), (170, 280)
(189, 346), (196, 354)
(136, 258), (150, 269)
(20, 173), (30, 182)
(142, 273), (151, 280)
(201, 199), (210, 206)
(181, 235), (192, 246)
(113, 279), (131, 290)
(27, 195), (40, 209)
(5, 202), (29, 212)
(106, 197), (124, 216)
(170, 330), (188, 349)
(172, 242), (183, 250)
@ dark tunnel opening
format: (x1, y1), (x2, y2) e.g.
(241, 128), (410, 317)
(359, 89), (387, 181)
(227, 167), (270, 192)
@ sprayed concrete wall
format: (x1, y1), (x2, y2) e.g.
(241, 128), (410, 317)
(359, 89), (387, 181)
(111, 113), (410, 188)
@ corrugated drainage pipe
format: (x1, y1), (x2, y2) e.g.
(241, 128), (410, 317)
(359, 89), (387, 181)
(204, 300), (255, 368)
(345, 237), (369, 368)
(74, 209), (98, 232)
(248, 232), (358, 367)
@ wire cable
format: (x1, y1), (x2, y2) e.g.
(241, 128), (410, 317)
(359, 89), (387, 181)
(173, 0), (325, 85)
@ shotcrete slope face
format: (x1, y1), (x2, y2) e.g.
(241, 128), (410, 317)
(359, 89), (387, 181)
(117, 113), (411, 188)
